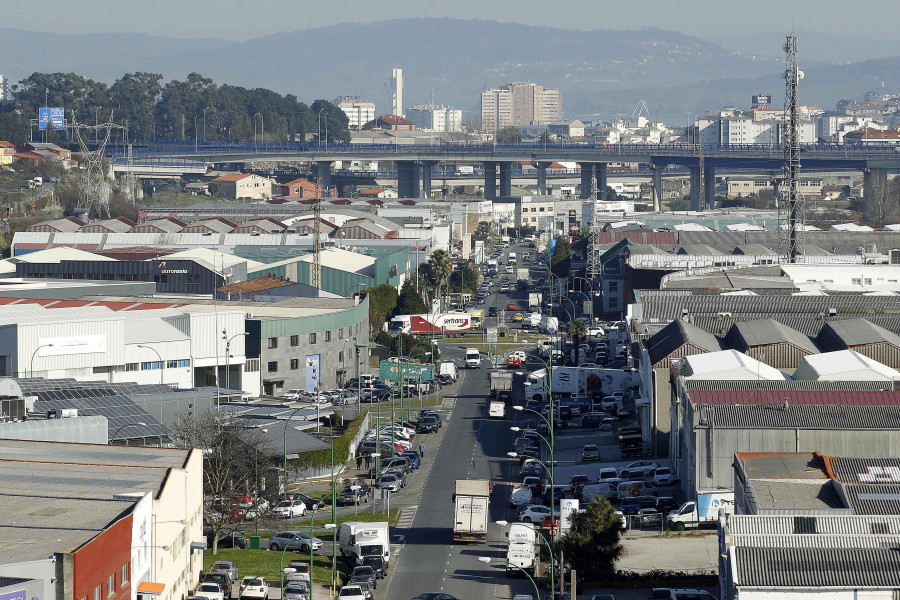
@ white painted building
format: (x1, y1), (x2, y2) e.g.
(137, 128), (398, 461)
(334, 96), (377, 129)
(406, 104), (463, 132)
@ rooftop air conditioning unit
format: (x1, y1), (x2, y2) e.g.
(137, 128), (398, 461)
(890, 249), (900, 265)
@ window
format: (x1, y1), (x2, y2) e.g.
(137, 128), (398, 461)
(290, 359), (299, 370)
(186, 274), (201, 286)
(267, 361), (278, 372)
(121, 564), (129, 586)
(153, 274), (168, 285)
(125, 363), (138, 372)
(865, 278), (873, 285)
(608, 281), (619, 292)
(338, 351), (344, 363)
(309, 333), (316, 344)
(141, 361), (163, 371)
(268, 337), (278, 349)
(290, 335), (299, 347)
(244, 358), (260, 372)
(609, 297), (619, 308)
(108, 574), (115, 597)
(93, 586), (101, 600)
(339, 328), (344, 339)
(852, 278), (862, 285)
(325, 331), (331, 342)
(167, 359), (190, 368)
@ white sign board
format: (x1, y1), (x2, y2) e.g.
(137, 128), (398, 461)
(560, 498), (579, 532)
(39, 335), (107, 356)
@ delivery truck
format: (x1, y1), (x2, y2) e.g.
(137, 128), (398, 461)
(489, 400), (506, 419)
(666, 491), (735, 531)
(490, 370), (513, 401)
(337, 521), (392, 567)
(551, 366), (639, 397)
(389, 313), (472, 337)
(505, 523), (537, 575)
(527, 291), (543, 310)
(453, 480), (491, 542)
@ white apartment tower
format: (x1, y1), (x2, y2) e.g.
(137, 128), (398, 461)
(0, 75), (6, 101)
(333, 96), (376, 129)
(392, 68), (404, 117)
(481, 83), (562, 133)
(406, 104), (463, 132)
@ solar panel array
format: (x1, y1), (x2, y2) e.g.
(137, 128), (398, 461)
(18, 378), (174, 441)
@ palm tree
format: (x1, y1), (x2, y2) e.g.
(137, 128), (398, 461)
(424, 249), (452, 310)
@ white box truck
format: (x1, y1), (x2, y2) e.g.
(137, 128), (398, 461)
(338, 521), (392, 566)
(505, 522), (537, 575)
(439, 361), (459, 382)
(666, 491), (735, 530)
(489, 400), (506, 419)
(453, 480), (491, 542)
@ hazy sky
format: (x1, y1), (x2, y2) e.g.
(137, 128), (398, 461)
(3, 0), (898, 40)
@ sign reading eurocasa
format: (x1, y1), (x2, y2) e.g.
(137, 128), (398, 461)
(379, 361), (435, 382)
(156, 260), (188, 274)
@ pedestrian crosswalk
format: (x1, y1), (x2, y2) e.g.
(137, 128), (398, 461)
(396, 505), (418, 529)
(443, 397), (457, 409)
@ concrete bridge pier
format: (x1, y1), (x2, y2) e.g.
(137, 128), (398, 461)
(704, 166), (716, 210)
(534, 162), (549, 195)
(864, 167), (888, 204)
(595, 162), (608, 200)
(315, 161), (333, 192)
(689, 166), (701, 211)
(397, 161), (421, 198)
(499, 161), (513, 197)
(421, 161), (437, 198)
(483, 161), (498, 199)
(579, 162), (594, 199)
(650, 163), (665, 212)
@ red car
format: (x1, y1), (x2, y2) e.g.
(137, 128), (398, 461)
(507, 303), (517, 310)
(507, 354), (522, 368)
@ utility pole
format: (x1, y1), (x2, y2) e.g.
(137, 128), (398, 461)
(311, 192), (323, 289)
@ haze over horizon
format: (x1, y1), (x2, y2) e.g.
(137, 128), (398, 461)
(2, 0), (898, 41)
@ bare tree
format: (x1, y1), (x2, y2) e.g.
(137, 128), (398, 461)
(171, 408), (274, 554)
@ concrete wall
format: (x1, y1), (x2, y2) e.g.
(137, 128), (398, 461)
(0, 558), (57, 600)
(0, 415), (108, 443)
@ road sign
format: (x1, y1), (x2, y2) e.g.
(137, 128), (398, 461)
(549, 327), (557, 334)
(493, 344), (498, 349)
(38, 107), (64, 130)
(486, 327), (498, 343)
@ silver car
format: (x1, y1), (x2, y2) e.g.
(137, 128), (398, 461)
(267, 531), (323, 552)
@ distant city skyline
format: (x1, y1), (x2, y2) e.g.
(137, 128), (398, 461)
(2, 0), (898, 41)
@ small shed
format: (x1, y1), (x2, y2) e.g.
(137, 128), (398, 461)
(724, 318), (819, 370)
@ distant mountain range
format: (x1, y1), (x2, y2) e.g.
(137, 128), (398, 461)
(3, 19), (898, 123)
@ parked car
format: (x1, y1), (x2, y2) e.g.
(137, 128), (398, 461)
(194, 583), (225, 600)
(399, 450), (421, 468)
(355, 582), (375, 600)
(284, 581), (310, 600)
(338, 585), (366, 600)
(581, 444), (600, 462)
(293, 493), (326, 511)
(569, 474), (591, 495)
(208, 561), (239, 583)
(649, 467), (675, 485)
(656, 496), (678, 513)
(201, 573), (230, 594)
(286, 561), (311, 583)
(267, 531), (323, 552)
(619, 460), (660, 474)
(207, 529), (247, 549)
(272, 499), (307, 518)
(360, 555), (386, 579)
(416, 416), (441, 433)
(620, 496), (642, 515)
(350, 565), (378, 589)
(378, 473), (403, 492)
(239, 576), (269, 600)
(519, 504), (553, 523)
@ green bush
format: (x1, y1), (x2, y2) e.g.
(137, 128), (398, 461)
(289, 411), (368, 470)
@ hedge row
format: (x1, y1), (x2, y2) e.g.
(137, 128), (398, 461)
(288, 410), (368, 470)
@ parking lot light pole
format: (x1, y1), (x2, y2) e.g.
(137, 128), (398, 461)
(478, 556), (541, 600)
(30, 343), (53, 378)
(283, 406), (307, 496)
(137, 344), (164, 384)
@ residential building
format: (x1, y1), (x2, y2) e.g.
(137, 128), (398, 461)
(333, 96), (376, 129)
(281, 177), (336, 198)
(481, 83), (562, 133)
(406, 104), (463, 132)
(0, 140), (14, 165)
(844, 128), (900, 145)
(210, 172), (272, 200)
(547, 119), (584, 138)
(0, 74), (6, 101)
(373, 114), (415, 131)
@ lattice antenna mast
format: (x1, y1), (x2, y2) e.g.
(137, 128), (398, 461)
(73, 111), (122, 219)
(311, 191), (324, 289)
(780, 33), (805, 262)
(586, 174), (603, 278)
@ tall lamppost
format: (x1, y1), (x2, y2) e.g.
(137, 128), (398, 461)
(283, 406), (308, 496)
(111, 421), (148, 443)
(203, 106), (211, 141)
(224, 331), (249, 391)
(29, 343), (53, 377)
(137, 344), (164, 384)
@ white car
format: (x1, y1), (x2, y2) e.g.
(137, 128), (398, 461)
(519, 504), (553, 523)
(282, 389), (309, 401)
(649, 467), (674, 485)
(338, 585), (366, 600)
(618, 460), (660, 475)
(239, 577), (269, 600)
(194, 583), (225, 600)
(510, 485), (534, 507)
(272, 499), (307, 518)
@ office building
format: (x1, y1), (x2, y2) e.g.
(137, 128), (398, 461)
(406, 104), (463, 132)
(481, 83), (562, 133)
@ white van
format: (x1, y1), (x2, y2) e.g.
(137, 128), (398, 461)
(616, 481), (658, 500)
(465, 348), (481, 368)
(581, 482), (620, 502)
(510, 485), (533, 507)
(439, 361), (459, 382)
(338, 521), (391, 567)
(489, 400), (505, 419)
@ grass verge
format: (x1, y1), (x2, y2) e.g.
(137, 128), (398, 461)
(203, 547), (347, 587)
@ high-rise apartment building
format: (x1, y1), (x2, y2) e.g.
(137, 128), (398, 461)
(481, 83), (562, 133)
(392, 68), (404, 117)
(0, 75), (7, 101)
(333, 96), (376, 129)
(406, 104), (463, 132)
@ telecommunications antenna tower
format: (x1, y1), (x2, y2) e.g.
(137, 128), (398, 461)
(73, 112), (123, 219)
(779, 33), (805, 262)
(311, 190), (324, 289)
(586, 172), (603, 278)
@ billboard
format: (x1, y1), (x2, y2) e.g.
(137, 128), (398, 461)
(379, 361), (435, 382)
(38, 107), (64, 130)
(305, 354), (321, 392)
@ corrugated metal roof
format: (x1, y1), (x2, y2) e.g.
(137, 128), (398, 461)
(841, 483), (900, 515)
(735, 546), (900, 588)
(732, 534), (900, 548)
(701, 403), (900, 429)
(644, 318), (723, 365)
(727, 514), (900, 535)
(690, 389), (900, 406)
(726, 319), (820, 354)
(685, 380), (887, 391)
(818, 319), (900, 349)
(827, 457), (900, 484)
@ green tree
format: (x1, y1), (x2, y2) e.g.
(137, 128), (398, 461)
(362, 284), (398, 334)
(550, 237), (571, 278)
(422, 249), (452, 302)
(474, 221), (492, 241)
(557, 495), (623, 580)
(395, 277), (428, 315)
(568, 319), (587, 348)
(109, 72), (163, 142)
(448, 263), (479, 295)
(496, 126), (522, 143)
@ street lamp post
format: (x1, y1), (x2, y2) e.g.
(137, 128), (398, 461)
(137, 344), (164, 384)
(203, 106), (211, 142)
(29, 343), (53, 377)
(282, 406), (308, 496)
(110, 421), (148, 443)
(224, 331), (249, 391)
(478, 556), (541, 600)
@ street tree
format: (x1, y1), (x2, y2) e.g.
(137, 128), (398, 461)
(496, 126), (522, 144)
(362, 284), (399, 334)
(171, 408), (273, 555)
(568, 319), (587, 348)
(395, 277), (428, 315)
(557, 495), (624, 580)
(550, 237), (572, 278)
(423, 249), (453, 303)
(474, 221), (492, 241)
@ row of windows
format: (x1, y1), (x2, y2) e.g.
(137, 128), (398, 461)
(268, 324), (361, 349)
(80, 564), (128, 600)
(267, 351), (346, 373)
(31, 273), (202, 284)
(125, 359), (191, 371)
